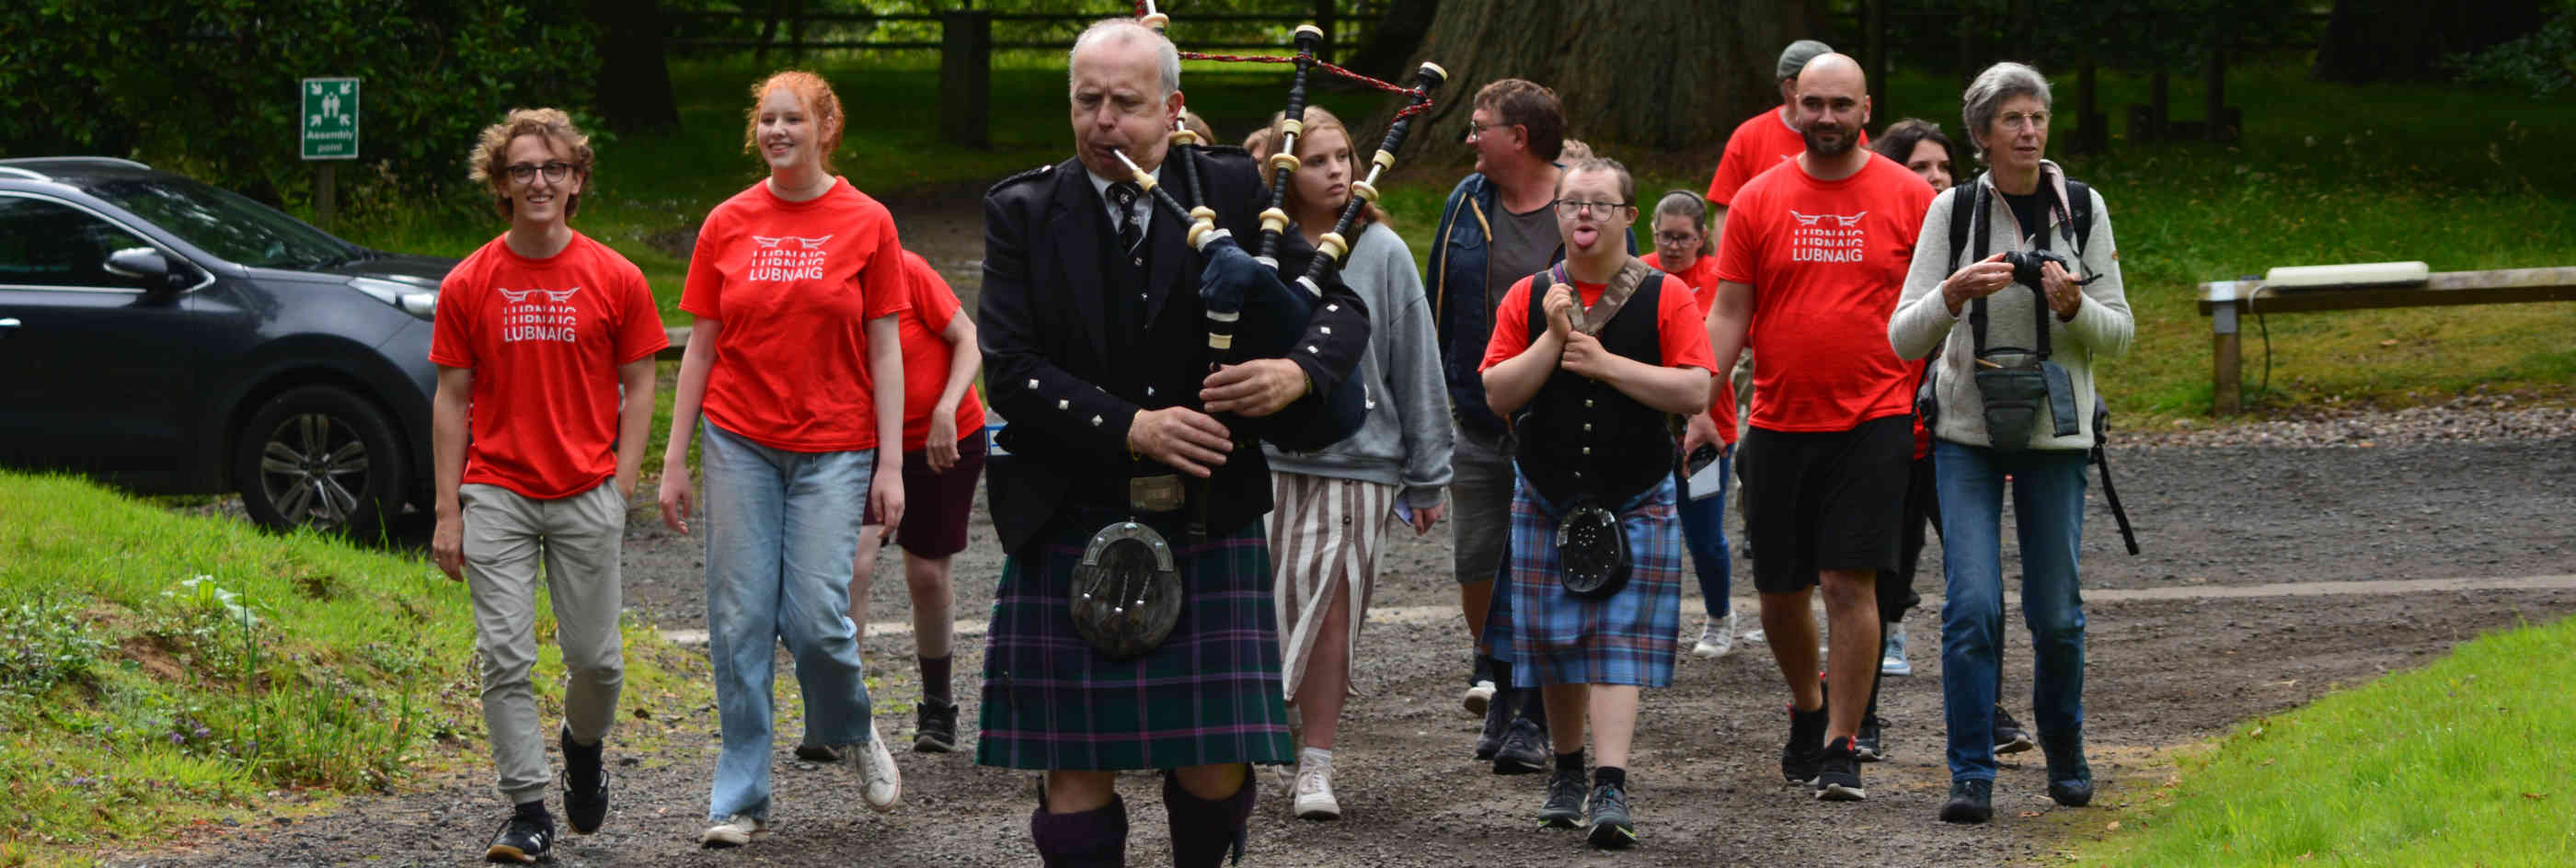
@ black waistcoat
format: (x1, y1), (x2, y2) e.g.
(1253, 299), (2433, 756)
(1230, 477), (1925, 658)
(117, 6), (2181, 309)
(1511, 271), (1675, 508)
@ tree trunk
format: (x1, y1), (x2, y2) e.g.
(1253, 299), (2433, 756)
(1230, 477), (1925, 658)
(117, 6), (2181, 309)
(589, 0), (679, 135)
(1388, 0), (1808, 164)
(2313, 0), (2543, 83)
(1341, 0), (1438, 81)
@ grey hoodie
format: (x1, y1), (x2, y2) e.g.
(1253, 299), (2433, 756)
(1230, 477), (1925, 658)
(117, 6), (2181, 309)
(1266, 222), (1455, 507)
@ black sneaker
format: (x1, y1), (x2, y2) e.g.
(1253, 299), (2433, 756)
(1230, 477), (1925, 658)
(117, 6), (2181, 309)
(1855, 714), (1886, 762)
(1491, 716), (1547, 775)
(914, 699), (959, 753)
(1813, 737), (1866, 801)
(559, 728), (608, 835)
(1994, 706), (2036, 754)
(1473, 687), (1512, 761)
(792, 743), (844, 762)
(1939, 779), (1994, 824)
(1537, 767), (1586, 829)
(486, 813), (556, 863)
(1583, 782), (1636, 850)
(1780, 704), (1827, 785)
(2042, 731), (2093, 806)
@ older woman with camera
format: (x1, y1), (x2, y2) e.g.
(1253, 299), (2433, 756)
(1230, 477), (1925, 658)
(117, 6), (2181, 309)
(1886, 62), (2131, 826)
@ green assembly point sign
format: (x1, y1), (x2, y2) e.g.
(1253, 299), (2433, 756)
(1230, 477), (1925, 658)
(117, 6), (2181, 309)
(301, 77), (360, 160)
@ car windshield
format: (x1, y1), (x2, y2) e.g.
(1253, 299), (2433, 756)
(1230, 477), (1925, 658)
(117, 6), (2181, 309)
(86, 177), (358, 269)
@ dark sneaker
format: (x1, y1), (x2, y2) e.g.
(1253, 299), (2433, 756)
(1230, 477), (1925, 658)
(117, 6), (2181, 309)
(559, 727), (608, 835)
(1537, 767), (1586, 829)
(1855, 714), (1886, 763)
(1939, 779), (1994, 824)
(1473, 687), (1512, 761)
(914, 699), (959, 753)
(2042, 731), (2093, 806)
(1583, 782), (1636, 850)
(1492, 716), (1547, 775)
(792, 743), (844, 762)
(1814, 737), (1866, 801)
(486, 813), (556, 863)
(1780, 704), (1827, 785)
(2048, 776), (2095, 807)
(1994, 707), (2036, 754)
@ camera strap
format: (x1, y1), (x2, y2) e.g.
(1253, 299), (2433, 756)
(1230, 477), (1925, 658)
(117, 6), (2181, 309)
(1966, 181), (2052, 363)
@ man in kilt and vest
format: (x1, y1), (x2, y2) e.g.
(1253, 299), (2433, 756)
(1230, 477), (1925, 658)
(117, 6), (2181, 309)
(975, 19), (1372, 867)
(1479, 157), (1718, 849)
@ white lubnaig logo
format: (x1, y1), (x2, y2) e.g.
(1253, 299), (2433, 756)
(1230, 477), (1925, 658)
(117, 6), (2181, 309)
(1788, 211), (1869, 263)
(747, 234), (834, 280)
(497, 286), (582, 344)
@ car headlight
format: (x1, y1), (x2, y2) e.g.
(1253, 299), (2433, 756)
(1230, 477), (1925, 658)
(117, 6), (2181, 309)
(350, 277), (438, 320)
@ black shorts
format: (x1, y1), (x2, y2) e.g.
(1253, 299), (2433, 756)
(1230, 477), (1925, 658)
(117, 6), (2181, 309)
(1884, 452), (1938, 621)
(862, 432), (987, 558)
(1736, 414), (1913, 595)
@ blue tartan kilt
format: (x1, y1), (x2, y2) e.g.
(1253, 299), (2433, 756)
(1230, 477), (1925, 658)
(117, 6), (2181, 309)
(975, 509), (1295, 771)
(1502, 475), (1685, 689)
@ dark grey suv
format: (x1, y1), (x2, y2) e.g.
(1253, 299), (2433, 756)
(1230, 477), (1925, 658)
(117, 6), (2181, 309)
(0, 156), (453, 533)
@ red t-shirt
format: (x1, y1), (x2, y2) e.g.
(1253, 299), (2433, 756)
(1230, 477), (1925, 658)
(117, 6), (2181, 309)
(680, 178), (909, 451)
(1703, 108), (1868, 206)
(880, 250), (986, 451)
(1639, 251), (1739, 443)
(431, 232), (668, 498)
(1478, 272), (1719, 378)
(1714, 152), (1935, 432)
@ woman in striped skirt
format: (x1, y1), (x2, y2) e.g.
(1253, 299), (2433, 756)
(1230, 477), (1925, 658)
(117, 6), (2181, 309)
(1479, 157), (1716, 850)
(1252, 105), (1455, 822)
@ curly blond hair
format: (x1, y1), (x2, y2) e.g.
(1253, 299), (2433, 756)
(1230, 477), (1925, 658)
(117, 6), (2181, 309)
(466, 108), (594, 220)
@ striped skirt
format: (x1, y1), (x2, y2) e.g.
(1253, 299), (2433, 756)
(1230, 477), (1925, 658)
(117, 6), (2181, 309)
(1267, 472), (1397, 702)
(1502, 476), (1685, 689)
(975, 511), (1295, 771)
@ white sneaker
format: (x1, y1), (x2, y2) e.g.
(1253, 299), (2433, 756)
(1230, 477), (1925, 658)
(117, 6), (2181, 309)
(1462, 680), (1497, 717)
(1294, 760), (1341, 820)
(845, 719), (903, 812)
(1880, 622), (1913, 677)
(1692, 611), (1738, 659)
(699, 814), (768, 848)
(1743, 628), (1767, 644)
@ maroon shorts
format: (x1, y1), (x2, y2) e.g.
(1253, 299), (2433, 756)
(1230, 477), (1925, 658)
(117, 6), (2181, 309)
(863, 432), (987, 558)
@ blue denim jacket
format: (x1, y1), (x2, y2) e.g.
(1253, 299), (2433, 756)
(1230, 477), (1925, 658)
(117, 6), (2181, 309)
(1426, 170), (1636, 437)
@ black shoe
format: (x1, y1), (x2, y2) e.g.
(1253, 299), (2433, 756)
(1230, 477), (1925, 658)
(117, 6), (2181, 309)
(2042, 730), (2093, 805)
(1856, 714), (1886, 763)
(559, 728), (607, 835)
(1994, 706), (2036, 754)
(914, 699), (959, 753)
(1583, 782), (1636, 850)
(1813, 737), (1866, 801)
(1780, 704), (1827, 785)
(792, 743), (844, 762)
(486, 813), (556, 863)
(1537, 767), (1586, 828)
(1939, 779), (1994, 824)
(1492, 716), (1547, 775)
(1474, 687), (1512, 761)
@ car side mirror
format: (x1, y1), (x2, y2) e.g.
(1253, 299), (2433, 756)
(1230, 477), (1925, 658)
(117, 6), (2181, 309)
(102, 247), (186, 293)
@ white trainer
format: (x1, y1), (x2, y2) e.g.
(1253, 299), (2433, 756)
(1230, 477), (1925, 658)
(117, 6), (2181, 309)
(1294, 760), (1341, 820)
(845, 719), (903, 812)
(699, 814), (769, 848)
(1691, 611), (1738, 659)
(1462, 680), (1497, 717)
(1880, 622), (1913, 677)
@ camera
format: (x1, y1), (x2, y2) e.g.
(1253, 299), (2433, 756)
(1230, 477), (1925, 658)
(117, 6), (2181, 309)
(2004, 248), (2079, 289)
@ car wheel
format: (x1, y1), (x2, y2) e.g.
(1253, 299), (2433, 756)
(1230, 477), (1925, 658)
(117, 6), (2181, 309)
(233, 385), (408, 534)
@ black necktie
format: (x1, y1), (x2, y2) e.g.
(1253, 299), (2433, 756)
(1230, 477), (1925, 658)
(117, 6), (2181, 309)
(1108, 181), (1143, 256)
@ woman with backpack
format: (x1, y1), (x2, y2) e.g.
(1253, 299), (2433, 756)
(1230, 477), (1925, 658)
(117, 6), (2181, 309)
(1886, 62), (2133, 826)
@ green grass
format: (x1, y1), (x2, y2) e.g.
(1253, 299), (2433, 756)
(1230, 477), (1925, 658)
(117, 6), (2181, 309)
(2067, 613), (2576, 865)
(0, 472), (705, 867)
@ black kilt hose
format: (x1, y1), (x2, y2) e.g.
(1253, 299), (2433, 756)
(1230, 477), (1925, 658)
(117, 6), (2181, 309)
(976, 510), (1294, 771)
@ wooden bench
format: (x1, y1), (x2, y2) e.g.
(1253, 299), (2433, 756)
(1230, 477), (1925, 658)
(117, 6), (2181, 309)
(2197, 267), (2576, 414)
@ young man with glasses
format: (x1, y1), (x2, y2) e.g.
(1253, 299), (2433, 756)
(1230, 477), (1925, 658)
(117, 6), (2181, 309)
(432, 108), (667, 863)
(1702, 54), (1935, 805)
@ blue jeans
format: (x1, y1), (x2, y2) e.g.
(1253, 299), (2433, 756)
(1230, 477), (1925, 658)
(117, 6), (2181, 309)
(699, 422), (879, 821)
(1933, 440), (2088, 782)
(1675, 451), (1732, 619)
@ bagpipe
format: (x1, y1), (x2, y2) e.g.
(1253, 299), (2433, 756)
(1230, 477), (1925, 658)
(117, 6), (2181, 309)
(1071, 3), (1446, 662)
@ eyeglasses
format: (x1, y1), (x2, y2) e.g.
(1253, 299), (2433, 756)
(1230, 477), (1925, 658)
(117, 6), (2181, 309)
(1655, 231), (1701, 245)
(1996, 110), (2051, 131)
(1553, 200), (1631, 217)
(505, 161), (576, 184)
(1465, 120), (1511, 140)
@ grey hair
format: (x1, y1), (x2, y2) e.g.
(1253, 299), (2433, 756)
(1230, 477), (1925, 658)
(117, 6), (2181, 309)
(1069, 19), (1181, 99)
(1961, 62), (2052, 159)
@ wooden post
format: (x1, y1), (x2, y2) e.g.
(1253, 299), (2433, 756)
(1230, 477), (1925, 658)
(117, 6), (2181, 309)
(2147, 71), (2170, 143)
(316, 163), (336, 232)
(1314, 0), (1336, 64)
(940, 10), (991, 150)
(2212, 298), (2241, 415)
(1865, 0), (1887, 117)
(2204, 31), (2230, 142)
(2076, 61), (2100, 154)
